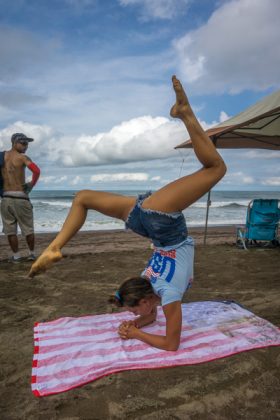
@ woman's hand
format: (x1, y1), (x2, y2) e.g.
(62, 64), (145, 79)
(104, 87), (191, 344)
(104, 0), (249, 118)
(118, 319), (137, 329)
(118, 302), (182, 351)
(118, 322), (139, 340)
(117, 308), (157, 339)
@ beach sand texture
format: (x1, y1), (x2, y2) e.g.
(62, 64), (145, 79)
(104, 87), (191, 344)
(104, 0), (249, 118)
(0, 227), (280, 419)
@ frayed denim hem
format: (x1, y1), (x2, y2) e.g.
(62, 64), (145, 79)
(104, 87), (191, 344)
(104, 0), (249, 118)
(125, 191), (152, 226)
(124, 191), (188, 248)
(139, 206), (182, 219)
(125, 191), (182, 226)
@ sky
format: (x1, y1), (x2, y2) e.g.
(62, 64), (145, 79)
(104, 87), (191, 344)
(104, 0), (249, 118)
(0, 0), (279, 191)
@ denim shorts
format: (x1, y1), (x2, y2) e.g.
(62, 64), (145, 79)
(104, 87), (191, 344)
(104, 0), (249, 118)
(125, 192), (188, 247)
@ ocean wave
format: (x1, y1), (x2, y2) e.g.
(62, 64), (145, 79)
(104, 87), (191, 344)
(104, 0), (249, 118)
(32, 200), (73, 208)
(33, 199), (249, 210)
(192, 201), (249, 209)
(187, 218), (244, 226)
(34, 219), (124, 233)
(33, 218), (244, 232)
(31, 192), (76, 200)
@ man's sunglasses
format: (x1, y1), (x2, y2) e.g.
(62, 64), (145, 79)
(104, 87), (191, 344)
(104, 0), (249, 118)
(18, 140), (29, 146)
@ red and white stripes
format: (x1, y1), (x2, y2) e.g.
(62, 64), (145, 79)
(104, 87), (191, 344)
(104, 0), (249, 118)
(32, 301), (280, 397)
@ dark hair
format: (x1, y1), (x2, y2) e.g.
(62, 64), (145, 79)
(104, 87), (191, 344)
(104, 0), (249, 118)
(108, 277), (154, 308)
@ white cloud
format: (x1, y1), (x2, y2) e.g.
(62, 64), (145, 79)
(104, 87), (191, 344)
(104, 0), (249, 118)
(0, 121), (60, 161)
(70, 175), (83, 185)
(58, 115), (186, 166)
(261, 177), (280, 186)
(242, 176), (254, 184)
(219, 111), (230, 123)
(222, 170), (256, 186)
(174, 0), (280, 93)
(0, 121), (54, 143)
(119, 0), (190, 20)
(39, 175), (68, 184)
(242, 150), (280, 160)
(1, 112), (232, 168)
(90, 173), (149, 182)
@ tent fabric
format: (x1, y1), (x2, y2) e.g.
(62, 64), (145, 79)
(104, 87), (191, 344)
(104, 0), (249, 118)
(176, 89), (280, 150)
(174, 89), (280, 244)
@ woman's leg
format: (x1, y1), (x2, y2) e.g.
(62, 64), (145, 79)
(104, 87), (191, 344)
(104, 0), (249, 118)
(29, 191), (136, 276)
(45, 190), (135, 249)
(142, 76), (227, 213)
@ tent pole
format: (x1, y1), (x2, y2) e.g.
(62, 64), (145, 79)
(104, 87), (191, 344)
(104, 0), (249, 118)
(203, 189), (211, 246)
(203, 137), (217, 245)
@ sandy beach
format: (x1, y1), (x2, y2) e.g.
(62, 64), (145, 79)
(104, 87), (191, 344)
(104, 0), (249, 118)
(0, 227), (279, 419)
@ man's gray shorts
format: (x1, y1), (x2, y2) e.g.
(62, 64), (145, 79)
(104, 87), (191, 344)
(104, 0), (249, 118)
(1, 197), (34, 236)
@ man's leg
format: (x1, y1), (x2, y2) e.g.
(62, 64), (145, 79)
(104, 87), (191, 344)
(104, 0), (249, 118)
(142, 76), (226, 213)
(26, 233), (35, 251)
(15, 200), (35, 258)
(7, 234), (19, 253)
(29, 191), (136, 277)
(1, 199), (21, 260)
(7, 234), (23, 262)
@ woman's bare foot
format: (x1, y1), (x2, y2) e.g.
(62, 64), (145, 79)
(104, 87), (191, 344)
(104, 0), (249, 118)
(28, 246), (63, 277)
(170, 75), (191, 119)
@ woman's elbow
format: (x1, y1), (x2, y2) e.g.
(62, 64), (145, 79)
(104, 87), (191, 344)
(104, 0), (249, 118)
(215, 159), (227, 181)
(165, 340), (180, 352)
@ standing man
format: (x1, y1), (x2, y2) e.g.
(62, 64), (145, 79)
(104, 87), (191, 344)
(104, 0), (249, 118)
(0, 133), (40, 262)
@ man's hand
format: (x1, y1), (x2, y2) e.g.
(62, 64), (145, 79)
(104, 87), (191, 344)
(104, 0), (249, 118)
(22, 182), (33, 194)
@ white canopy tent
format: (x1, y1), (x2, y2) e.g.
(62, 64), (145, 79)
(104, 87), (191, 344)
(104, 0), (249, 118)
(175, 89), (280, 243)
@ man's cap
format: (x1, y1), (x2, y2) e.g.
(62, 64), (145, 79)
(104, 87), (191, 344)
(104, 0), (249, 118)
(11, 133), (34, 143)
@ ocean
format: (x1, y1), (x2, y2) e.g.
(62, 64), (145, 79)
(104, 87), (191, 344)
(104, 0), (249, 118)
(23, 189), (280, 233)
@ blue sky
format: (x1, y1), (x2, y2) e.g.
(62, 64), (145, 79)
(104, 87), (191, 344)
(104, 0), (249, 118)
(0, 0), (279, 190)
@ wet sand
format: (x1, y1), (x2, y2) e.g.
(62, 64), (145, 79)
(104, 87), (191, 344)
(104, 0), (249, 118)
(0, 227), (279, 419)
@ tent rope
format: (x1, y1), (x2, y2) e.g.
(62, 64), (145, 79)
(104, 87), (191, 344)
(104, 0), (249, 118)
(176, 148), (191, 179)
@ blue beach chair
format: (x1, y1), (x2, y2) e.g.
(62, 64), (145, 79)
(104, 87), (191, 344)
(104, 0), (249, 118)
(236, 199), (280, 249)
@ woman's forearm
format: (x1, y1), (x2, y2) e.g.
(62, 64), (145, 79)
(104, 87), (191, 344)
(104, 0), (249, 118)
(135, 302), (182, 350)
(119, 303), (182, 351)
(134, 329), (180, 351)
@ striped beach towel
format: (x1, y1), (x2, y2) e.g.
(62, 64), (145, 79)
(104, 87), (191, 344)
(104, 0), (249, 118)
(32, 301), (280, 396)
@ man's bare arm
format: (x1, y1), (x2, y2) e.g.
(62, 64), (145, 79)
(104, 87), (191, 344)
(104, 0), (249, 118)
(22, 155), (40, 193)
